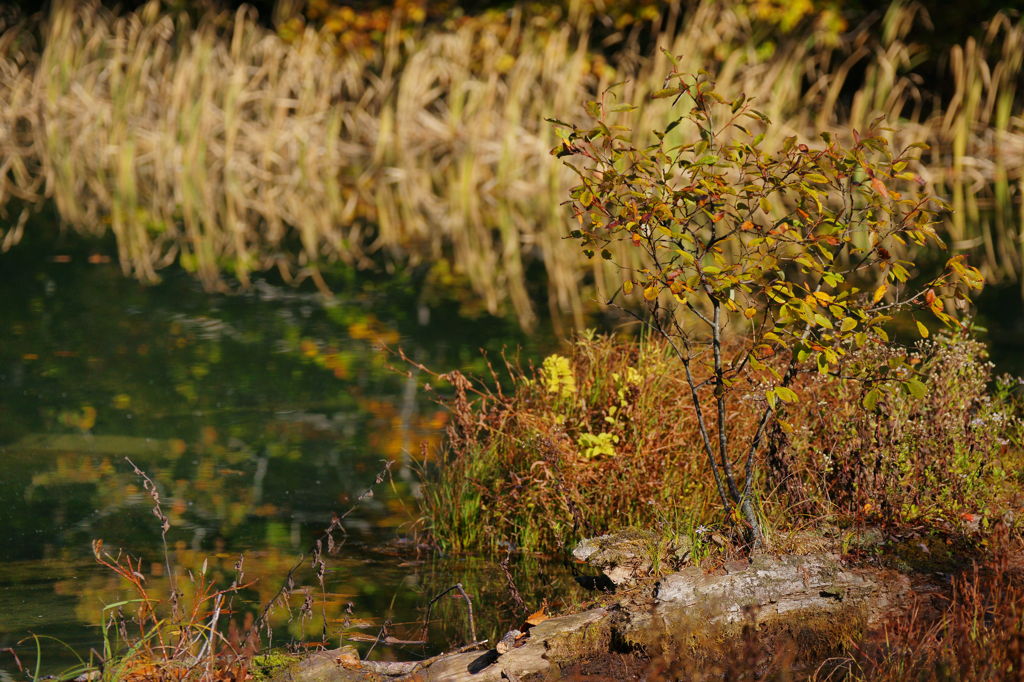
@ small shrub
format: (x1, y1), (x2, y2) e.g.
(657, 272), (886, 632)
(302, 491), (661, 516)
(552, 65), (982, 542)
(782, 334), (1024, 524)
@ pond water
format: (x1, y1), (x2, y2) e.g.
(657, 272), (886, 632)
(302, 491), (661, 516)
(0, 228), (594, 677)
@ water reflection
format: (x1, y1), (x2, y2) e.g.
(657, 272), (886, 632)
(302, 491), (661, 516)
(0, 235), (579, 674)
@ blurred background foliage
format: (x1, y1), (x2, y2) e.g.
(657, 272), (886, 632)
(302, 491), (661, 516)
(1, 0), (1021, 334)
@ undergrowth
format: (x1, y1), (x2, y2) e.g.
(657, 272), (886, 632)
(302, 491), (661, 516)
(838, 529), (1024, 681)
(423, 333), (1024, 555)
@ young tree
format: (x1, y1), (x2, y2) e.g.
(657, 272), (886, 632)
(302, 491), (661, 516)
(551, 66), (983, 545)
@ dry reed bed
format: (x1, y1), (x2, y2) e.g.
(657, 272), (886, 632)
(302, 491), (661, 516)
(0, 0), (1022, 326)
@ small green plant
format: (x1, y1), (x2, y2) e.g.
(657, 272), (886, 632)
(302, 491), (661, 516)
(552, 63), (983, 543)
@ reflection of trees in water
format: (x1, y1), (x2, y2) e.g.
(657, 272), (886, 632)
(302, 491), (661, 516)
(2, 266), (449, 554)
(0, 251), (546, 671)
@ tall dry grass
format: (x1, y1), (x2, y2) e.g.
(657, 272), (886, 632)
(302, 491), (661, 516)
(0, 0), (1021, 327)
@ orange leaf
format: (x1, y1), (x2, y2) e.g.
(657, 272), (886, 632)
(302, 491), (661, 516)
(526, 606), (549, 626)
(337, 651), (361, 666)
(870, 177), (890, 199)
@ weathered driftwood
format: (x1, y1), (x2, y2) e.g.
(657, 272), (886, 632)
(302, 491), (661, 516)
(618, 553), (910, 650)
(272, 539), (911, 682)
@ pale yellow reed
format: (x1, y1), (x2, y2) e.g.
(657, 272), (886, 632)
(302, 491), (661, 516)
(0, 0), (1021, 326)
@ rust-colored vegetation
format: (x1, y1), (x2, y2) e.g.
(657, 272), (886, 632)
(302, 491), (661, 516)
(425, 334), (1023, 554)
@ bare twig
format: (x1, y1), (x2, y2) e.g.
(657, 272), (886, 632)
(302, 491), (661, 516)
(1, 647), (23, 674)
(499, 549), (527, 614)
(125, 457), (180, 622)
(422, 583), (478, 645)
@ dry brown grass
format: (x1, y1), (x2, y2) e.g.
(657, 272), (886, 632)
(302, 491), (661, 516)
(0, 0), (1021, 326)
(824, 528), (1024, 682)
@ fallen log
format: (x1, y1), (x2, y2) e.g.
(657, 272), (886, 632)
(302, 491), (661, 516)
(271, 534), (911, 681)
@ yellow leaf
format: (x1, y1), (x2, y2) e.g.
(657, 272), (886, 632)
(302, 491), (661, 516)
(643, 286), (658, 301)
(623, 280), (634, 295)
(744, 307), (756, 319)
(916, 320), (929, 338)
(872, 284), (887, 304)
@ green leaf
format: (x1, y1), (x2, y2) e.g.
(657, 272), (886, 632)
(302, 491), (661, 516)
(775, 386), (798, 403)
(906, 378), (927, 399)
(862, 388), (880, 410)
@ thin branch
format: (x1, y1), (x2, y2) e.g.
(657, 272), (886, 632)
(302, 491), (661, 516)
(421, 583), (478, 646)
(672, 332), (731, 508)
(742, 406), (774, 501)
(711, 297), (742, 502)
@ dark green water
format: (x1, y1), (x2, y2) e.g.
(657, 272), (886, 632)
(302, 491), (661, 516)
(0, 230), (591, 677)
